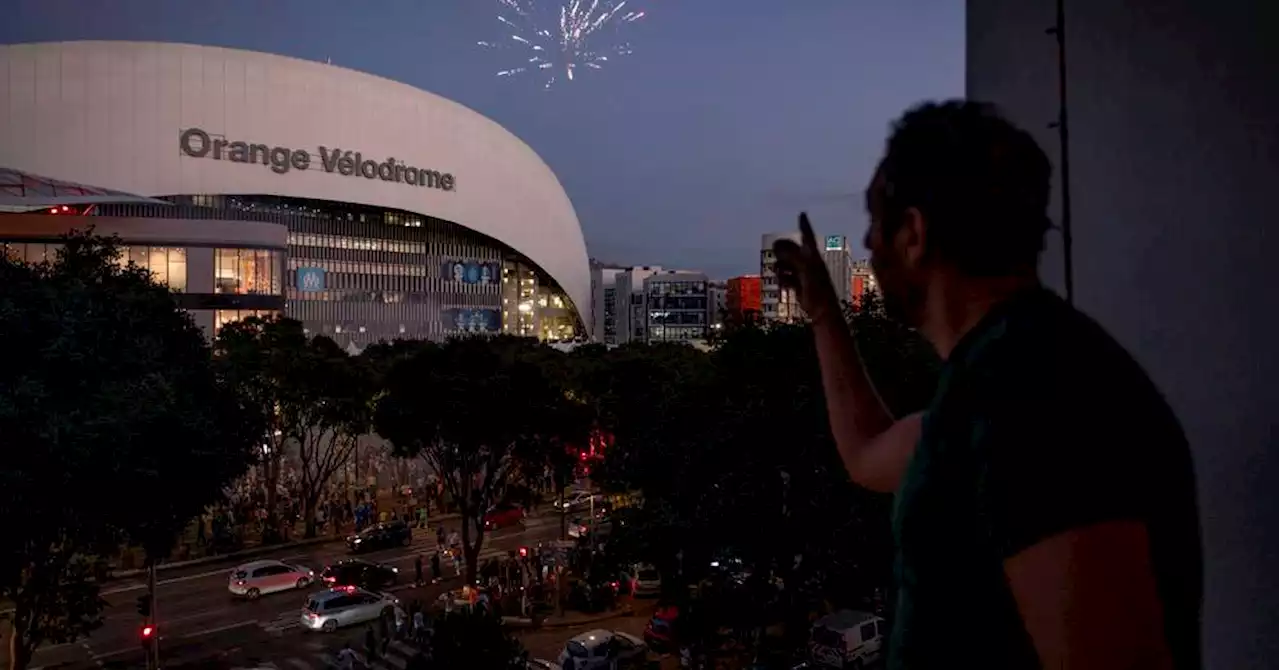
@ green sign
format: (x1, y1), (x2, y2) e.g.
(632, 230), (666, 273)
(825, 235), (844, 251)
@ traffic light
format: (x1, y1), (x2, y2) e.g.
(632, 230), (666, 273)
(518, 546), (529, 559)
(136, 595), (151, 618)
(140, 625), (155, 640)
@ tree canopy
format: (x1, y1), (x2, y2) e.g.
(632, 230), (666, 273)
(0, 232), (261, 670)
(373, 336), (571, 582)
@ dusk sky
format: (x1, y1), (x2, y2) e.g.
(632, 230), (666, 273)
(3, 0), (964, 279)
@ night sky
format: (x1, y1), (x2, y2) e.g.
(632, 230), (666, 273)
(2, 0), (963, 279)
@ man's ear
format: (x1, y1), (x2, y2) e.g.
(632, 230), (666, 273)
(898, 206), (928, 270)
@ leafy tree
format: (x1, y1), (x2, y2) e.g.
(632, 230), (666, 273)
(374, 336), (561, 583)
(596, 314), (924, 651)
(0, 231), (260, 670)
(215, 318), (378, 538)
(844, 289), (940, 417)
(213, 315), (309, 541)
(290, 336), (376, 537)
(421, 609), (527, 669)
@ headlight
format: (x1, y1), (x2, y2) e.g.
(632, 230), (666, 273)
(354, 538), (362, 543)
(391, 567), (399, 573)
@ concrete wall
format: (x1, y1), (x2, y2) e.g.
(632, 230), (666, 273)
(966, 1), (1276, 668)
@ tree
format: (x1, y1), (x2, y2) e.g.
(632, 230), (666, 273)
(594, 312), (930, 653)
(213, 315), (310, 541)
(844, 290), (941, 417)
(374, 336), (560, 583)
(289, 336), (375, 538)
(0, 231), (260, 670)
(422, 609), (527, 669)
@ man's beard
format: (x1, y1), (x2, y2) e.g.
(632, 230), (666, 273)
(879, 274), (926, 329)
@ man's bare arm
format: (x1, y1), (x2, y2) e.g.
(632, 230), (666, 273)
(811, 314), (922, 493)
(1006, 520), (1174, 670)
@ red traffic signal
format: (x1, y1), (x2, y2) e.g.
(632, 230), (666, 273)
(518, 546), (529, 558)
(140, 625), (155, 639)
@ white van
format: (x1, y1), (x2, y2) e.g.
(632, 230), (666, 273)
(808, 609), (887, 669)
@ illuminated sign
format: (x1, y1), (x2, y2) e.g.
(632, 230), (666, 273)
(825, 235), (844, 251)
(179, 128), (456, 191)
(297, 267), (325, 292)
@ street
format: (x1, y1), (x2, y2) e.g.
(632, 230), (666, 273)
(131, 601), (659, 670)
(10, 515), (567, 670)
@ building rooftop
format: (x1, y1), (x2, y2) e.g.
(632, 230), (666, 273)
(0, 167), (172, 208)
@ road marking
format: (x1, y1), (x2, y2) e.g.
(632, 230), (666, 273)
(177, 619), (261, 638)
(98, 555), (312, 596)
(88, 620), (259, 659)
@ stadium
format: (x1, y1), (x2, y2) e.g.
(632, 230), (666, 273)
(0, 41), (590, 349)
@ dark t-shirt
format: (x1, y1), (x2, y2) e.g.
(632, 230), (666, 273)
(888, 287), (1202, 669)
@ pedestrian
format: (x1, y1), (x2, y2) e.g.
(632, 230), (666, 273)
(430, 550), (442, 583)
(772, 100), (1201, 669)
(379, 614), (391, 656)
(412, 607), (427, 647)
(394, 604), (407, 640)
(414, 553), (424, 586)
(336, 642), (357, 670)
(435, 525), (446, 552)
(364, 625), (378, 665)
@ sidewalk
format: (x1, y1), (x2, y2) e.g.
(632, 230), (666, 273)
(503, 603), (635, 630)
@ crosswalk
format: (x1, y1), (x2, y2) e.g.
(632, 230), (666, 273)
(231, 638), (425, 670)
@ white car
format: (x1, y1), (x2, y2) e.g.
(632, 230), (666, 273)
(629, 564), (661, 597)
(228, 559), (315, 600)
(557, 490), (598, 511)
(557, 629), (646, 669)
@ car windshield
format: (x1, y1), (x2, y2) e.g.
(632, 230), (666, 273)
(638, 570), (659, 580)
(566, 641), (589, 658)
(233, 570), (247, 579)
(305, 599), (320, 612)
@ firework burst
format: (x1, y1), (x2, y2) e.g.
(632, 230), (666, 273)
(477, 0), (646, 89)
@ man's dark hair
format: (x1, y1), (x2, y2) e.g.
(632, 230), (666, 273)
(877, 99), (1052, 276)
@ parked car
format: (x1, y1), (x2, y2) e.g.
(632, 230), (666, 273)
(555, 490), (598, 512)
(484, 502), (526, 531)
(629, 564), (662, 597)
(808, 610), (887, 670)
(320, 559), (399, 591)
(300, 586), (399, 633)
(567, 573), (619, 613)
(556, 629), (646, 669)
(228, 559), (315, 600)
(347, 520), (412, 552)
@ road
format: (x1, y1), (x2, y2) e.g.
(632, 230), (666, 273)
(12, 515), (566, 670)
(122, 598), (663, 670)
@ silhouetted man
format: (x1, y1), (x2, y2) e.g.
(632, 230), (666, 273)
(775, 100), (1201, 670)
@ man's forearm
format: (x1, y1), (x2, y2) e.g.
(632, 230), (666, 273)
(810, 313), (895, 451)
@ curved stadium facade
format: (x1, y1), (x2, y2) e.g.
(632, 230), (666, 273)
(0, 41), (590, 348)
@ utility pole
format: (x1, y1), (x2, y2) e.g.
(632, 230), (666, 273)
(1047, 0), (1075, 305)
(149, 563), (160, 670)
(138, 563), (159, 670)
